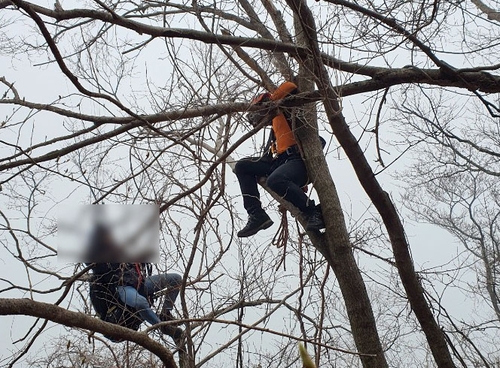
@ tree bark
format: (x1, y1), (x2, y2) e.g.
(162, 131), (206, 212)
(0, 298), (178, 368)
(282, 0), (457, 365)
(286, 1), (389, 367)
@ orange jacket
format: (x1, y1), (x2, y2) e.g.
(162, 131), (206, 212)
(269, 82), (298, 154)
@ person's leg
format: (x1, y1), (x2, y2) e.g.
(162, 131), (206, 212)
(143, 273), (182, 316)
(234, 157), (274, 237)
(143, 273), (184, 340)
(234, 157), (273, 212)
(266, 157), (325, 231)
(116, 285), (161, 325)
(117, 284), (182, 340)
(266, 157), (310, 211)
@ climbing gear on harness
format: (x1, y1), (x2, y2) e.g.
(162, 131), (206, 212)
(237, 210), (273, 237)
(276, 144), (301, 158)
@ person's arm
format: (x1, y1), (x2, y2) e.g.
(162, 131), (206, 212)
(247, 82), (298, 127)
(246, 93), (274, 128)
(270, 81), (298, 101)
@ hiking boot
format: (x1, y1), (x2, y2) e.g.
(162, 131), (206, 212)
(161, 324), (183, 339)
(305, 208), (325, 231)
(237, 211), (273, 237)
(160, 309), (183, 343)
(160, 310), (178, 324)
(159, 310), (183, 342)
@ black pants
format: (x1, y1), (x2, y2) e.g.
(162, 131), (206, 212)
(234, 152), (314, 214)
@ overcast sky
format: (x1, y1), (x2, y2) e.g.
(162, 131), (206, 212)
(0, 0), (479, 365)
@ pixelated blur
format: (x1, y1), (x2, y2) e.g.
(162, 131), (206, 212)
(57, 204), (160, 263)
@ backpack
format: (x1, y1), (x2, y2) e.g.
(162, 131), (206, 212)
(88, 267), (145, 343)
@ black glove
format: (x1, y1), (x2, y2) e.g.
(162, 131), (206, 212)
(246, 93), (275, 127)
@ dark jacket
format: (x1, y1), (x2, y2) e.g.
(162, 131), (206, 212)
(90, 262), (148, 294)
(86, 224), (148, 292)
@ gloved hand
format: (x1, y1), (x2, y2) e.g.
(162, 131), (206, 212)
(246, 92), (276, 127)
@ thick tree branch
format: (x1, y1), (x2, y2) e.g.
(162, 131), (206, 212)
(4, 1), (499, 87)
(2, 60), (499, 172)
(470, 0), (500, 22)
(0, 298), (178, 368)
(3, 0), (500, 99)
(322, 0), (500, 116)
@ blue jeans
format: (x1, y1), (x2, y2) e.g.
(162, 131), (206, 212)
(116, 273), (182, 325)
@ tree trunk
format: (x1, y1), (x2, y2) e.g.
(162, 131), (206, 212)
(290, 9), (389, 367)
(283, 0), (457, 366)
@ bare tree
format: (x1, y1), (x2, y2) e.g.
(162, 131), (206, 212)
(27, 334), (163, 368)
(392, 82), (500, 367)
(1, 0), (500, 367)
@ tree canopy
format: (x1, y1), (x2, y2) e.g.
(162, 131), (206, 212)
(0, 0), (499, 367)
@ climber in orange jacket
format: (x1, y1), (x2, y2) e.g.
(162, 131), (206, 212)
(234, 81), (325, 237)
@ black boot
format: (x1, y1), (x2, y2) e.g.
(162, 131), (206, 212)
(304, 206), (325, 231)
(159, 310), (179, 325)
(237, 210), (273, 237)
(159, 310), (183, 342)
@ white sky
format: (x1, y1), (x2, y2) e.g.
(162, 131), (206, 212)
(0, 0), (492, 365)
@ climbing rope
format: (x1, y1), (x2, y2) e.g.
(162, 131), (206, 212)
(272, 204), (289, 270)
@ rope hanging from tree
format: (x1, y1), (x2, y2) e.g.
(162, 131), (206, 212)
(272, 204), (289, 270)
